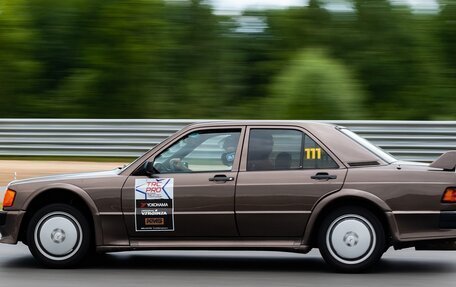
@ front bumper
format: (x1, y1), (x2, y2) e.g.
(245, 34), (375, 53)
(0, 210), (26, 244)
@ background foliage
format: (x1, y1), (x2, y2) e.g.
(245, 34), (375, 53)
(0, 0), (454, 120)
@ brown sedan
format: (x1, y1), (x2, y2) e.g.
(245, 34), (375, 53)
(1, 121), (455, 272)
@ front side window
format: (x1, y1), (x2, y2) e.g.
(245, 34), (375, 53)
(247, 129), (338, 171)
(153, 130), (241, 173)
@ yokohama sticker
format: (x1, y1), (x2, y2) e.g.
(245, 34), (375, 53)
(135, 178), (174, 231)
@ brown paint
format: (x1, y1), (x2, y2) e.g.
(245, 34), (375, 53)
(1, 121), (455, 253)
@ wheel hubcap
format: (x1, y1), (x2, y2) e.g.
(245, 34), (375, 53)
(34, 211), (82, 261)
(326, 214), (376, 265)
(343, 231), (359, 247)
(51, 228), (66, 244)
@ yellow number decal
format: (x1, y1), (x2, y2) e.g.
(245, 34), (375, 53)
(305, 148), (311, 159)
(304, 148), (321, 159)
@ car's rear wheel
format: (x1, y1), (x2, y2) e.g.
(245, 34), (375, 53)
(27, 203), (91, 268)
(318, 206), (385, 273)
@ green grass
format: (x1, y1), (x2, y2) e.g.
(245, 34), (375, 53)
(0, 155), (136, 162)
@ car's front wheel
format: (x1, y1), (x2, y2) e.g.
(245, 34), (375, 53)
(318, 206), (386, 273)
(27, 203), (91, 268)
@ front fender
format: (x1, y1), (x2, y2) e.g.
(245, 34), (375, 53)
(23, 183), (103, 245)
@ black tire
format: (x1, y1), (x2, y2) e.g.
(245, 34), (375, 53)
(26, 203), (91, 268)
(318, 206), (386, 273)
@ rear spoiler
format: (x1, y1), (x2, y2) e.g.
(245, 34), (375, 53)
(429, 151), (456, 171)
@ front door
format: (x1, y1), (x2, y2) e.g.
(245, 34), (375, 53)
(122, 127), (245, 238)
(235, 127), (347, 237)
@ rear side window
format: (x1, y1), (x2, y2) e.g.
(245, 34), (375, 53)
(247, 129), (338, 171)
(302, 135), (339, 169)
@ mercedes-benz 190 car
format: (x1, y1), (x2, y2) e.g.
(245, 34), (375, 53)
(1, 121), (455, 272)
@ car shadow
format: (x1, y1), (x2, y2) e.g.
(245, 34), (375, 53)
(2, 251), (456, 274)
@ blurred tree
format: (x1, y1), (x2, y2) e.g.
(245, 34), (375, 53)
(0, 0), (40, 116)
(0, 0), (454, 120)
(72, 0), (170, 118)
(322, 0), (452, 119)
(263, 0), (331, 56)
(438, 0), (456, 72)
(32, 0), (172, 118)
(269, 49), (365, 119)
(434, 0), (456, 118)
(157, 0), (226, 118)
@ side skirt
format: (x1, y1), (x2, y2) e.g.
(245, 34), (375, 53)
(96, 239), (312, 254)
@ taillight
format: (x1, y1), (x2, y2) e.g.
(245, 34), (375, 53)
(442, 187), (456, 203)
(3, 189), (16, 208)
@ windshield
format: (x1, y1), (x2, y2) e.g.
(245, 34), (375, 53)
(339, 128), (396, 164)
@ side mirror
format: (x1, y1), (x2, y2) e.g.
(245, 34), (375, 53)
(143, 161), (155, 177)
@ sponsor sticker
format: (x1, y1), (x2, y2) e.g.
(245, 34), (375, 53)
(145, 218), (165, 226)
(135, 178), (174, 231)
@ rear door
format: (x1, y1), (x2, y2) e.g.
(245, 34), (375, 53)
(122, 126), (245, 238)
(235, 126), (347, 237)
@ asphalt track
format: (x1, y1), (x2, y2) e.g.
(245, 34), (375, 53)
(1, 244), (456, 287)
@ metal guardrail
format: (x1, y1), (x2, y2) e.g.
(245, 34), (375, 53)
(0, 119), (454, 162)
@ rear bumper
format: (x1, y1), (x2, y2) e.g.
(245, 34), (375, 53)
(0, 211), (6, 225)
(415, 239), (456, 250)
(414, 211), (456, 250)
(0, 210), (25, 244)
(439, 211), (456, 229)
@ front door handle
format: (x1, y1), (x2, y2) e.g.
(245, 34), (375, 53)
(209, 175), (234, 182)
(311, 172), (337, 180)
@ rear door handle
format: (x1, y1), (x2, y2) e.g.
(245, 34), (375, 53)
(209, 175), (234, 182)
(311, 172), (337, 180)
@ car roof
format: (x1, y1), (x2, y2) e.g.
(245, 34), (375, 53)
(185, 120), (337, 129)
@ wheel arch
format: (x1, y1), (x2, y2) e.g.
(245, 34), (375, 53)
(19, 184), (102, 246)
(302, 188), (400, 247)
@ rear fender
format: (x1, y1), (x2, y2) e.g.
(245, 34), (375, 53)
(301, 188), (400, 246)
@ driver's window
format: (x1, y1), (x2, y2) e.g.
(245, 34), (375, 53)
(153, 129), (241, 173)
